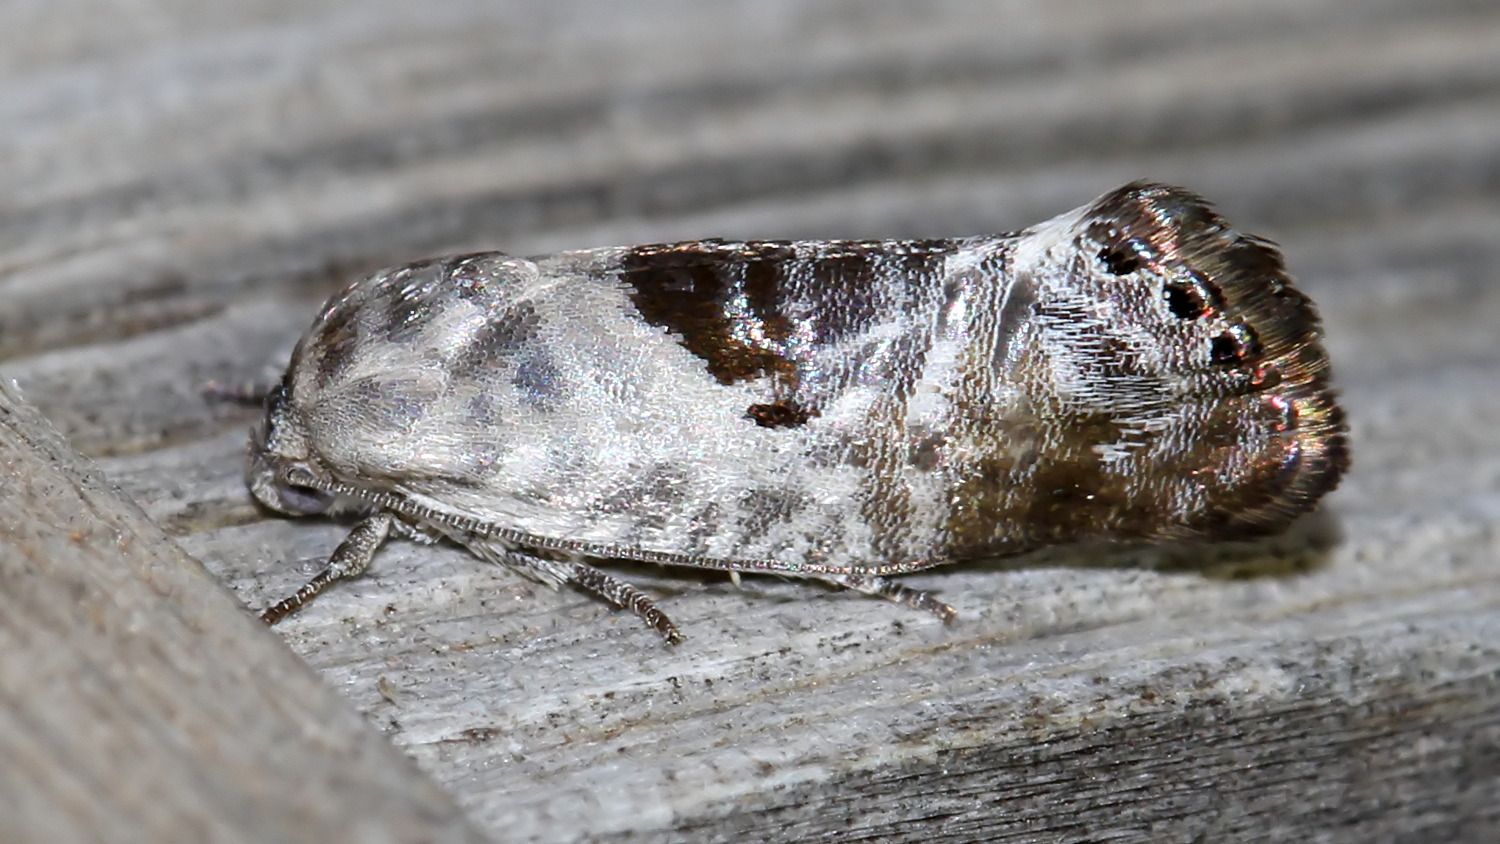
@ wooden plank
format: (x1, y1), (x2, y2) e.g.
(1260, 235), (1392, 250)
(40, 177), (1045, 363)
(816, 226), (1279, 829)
(3, 1), (1499, 840)
(0, 382), (485, 843)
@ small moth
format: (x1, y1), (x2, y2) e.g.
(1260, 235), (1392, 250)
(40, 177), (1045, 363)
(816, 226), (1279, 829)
(241, 182), (1347, 642)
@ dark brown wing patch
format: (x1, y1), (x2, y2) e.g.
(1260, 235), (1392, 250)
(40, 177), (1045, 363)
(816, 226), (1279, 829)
(619, 241), (799, 386)
(618, 239), (958, 417)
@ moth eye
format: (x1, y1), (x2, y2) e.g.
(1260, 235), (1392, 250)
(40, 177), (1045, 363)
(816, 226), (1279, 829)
(278, 482), (335, 515)
(1098, 246), (1142, 276)
(1163, 283), (1206, 320)
(1210, 323), (1262, 366)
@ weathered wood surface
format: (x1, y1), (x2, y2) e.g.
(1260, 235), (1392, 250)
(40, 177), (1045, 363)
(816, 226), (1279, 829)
(4, 1), (1499, 841)
(0, 383), (485, 843)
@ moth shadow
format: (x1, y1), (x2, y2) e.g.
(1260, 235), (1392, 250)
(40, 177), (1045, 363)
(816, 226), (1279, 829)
(967, 509), (1346, 581)
(590, 510), (1345, 619)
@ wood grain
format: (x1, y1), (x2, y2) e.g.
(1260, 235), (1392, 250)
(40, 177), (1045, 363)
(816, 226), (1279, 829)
(3, 1), (1499, 841)
(0, 382), (485, 843)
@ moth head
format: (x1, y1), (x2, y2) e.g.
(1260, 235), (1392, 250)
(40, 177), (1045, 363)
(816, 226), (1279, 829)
(247, 381), (336, 517)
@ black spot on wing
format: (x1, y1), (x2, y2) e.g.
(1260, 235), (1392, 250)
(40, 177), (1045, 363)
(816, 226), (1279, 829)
(746, 400), (812, 428)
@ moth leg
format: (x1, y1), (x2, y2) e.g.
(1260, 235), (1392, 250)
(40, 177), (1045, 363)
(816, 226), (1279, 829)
(829, 573), (957, 623)
(201, 377), (278, 406)
(463, 541), (682, 644)
(567, 563), (683, 645)
(259, 511), (394, 624)
(390, 518), (444, 545)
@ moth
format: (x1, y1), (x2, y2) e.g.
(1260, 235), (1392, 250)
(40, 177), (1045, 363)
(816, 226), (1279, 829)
(241, 182), (1347, 643)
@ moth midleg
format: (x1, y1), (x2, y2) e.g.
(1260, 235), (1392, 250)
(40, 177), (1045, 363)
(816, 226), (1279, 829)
(827, 573), (957, 623)
(566, 563), (683, 645)
(259, 511), (394, 624)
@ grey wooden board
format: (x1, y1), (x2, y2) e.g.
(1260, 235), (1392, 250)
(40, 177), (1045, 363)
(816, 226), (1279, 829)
(0, 383), (485, 843)
(3, 1), (1499, 841)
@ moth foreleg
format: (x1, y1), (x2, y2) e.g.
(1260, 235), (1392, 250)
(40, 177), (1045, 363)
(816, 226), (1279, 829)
(258, 511), (394, 624)
(828, 573), (957, 623)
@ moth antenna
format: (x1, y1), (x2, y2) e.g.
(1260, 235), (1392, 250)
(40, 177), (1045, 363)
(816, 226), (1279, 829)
(259, 512), (394, 624)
